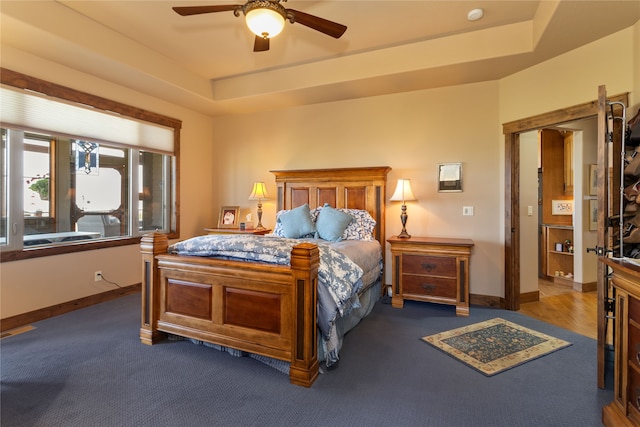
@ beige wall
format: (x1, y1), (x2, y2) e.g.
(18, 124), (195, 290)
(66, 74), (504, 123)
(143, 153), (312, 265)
(518, 130), (539, 294)
(0, 47), (215, 318)
(499, 26), (638, 122)
(212, 81), (504, 297)
(1, 21), (639, 319)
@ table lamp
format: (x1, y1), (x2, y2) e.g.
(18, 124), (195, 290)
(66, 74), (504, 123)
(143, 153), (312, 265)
(248, 182), (269, 230)
(390, 178), (416, 238)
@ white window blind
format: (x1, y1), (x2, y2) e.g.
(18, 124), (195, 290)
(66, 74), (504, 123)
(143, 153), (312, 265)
(0, 85), (174, 154)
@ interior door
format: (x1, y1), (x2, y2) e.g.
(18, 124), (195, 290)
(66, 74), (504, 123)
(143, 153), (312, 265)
(596, 85), (626, 388)
(596, 85), (608, 389)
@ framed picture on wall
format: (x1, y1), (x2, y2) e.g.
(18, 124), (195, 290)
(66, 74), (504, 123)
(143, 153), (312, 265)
(589, 164), (598, 196)
(218, 206), (240, 228)
(551, 199), (574, 215)
(589, 199), (598, 231)
(437, 163), (463, 192)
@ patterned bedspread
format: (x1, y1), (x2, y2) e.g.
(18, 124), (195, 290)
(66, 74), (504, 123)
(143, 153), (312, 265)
(168, 234), (371, 366)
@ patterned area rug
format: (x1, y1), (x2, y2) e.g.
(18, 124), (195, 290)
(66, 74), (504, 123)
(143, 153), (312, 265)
(422, 318), (572, 376)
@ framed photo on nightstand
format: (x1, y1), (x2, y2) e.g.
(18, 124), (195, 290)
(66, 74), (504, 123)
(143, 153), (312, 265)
(217, 206), (240, 228)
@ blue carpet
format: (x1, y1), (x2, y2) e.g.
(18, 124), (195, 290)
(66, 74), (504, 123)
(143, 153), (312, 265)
(1, 293), (612, 427)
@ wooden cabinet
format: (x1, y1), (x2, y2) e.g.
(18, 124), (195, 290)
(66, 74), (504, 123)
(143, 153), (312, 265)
(540, 129), (573, 227)
(542, 225), (574, 284)
(388, 236), (473, 316)
(602, 257), (640, 427)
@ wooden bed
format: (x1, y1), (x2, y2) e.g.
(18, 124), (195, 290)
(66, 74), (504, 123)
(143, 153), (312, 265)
(140, 166), (390, 387)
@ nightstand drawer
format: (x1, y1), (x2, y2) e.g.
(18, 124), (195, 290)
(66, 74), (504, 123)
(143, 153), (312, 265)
(402, 274), (457, 298)
(402, 254), (456, 277)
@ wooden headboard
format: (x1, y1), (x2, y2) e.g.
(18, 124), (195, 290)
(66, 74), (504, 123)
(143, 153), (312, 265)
(270, 167), (391, 244)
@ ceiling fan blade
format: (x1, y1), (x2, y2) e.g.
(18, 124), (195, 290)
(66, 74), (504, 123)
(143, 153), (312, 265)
(172, 5), (239, 16)
(286, 9), (347, 39)
(254, 36), (270, 52)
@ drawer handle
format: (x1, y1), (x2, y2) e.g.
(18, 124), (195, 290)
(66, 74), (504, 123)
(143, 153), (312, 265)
(422, 284), (436, 292)
(421, 263), (437, 272)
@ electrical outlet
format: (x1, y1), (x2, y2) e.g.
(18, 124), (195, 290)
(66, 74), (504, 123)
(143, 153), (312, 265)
(94, 271), (102, 282)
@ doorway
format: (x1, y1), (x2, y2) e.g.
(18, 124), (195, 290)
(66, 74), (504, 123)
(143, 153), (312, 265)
(521, 126), (599, 297)
(517, 125), (598, 341)
(502, 92), (628, 311)
(503, 90), (628, 389)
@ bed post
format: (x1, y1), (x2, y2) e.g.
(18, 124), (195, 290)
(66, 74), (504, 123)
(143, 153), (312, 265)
(289, 243), (320, 387)
(140, 232), (168, 345)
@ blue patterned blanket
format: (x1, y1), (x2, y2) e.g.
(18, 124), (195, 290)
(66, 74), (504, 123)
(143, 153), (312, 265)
(168, 234), (366, 366)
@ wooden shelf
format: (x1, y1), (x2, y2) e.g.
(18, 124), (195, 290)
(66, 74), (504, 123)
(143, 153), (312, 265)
(543, 225), (574, 279)
(549, 250), (573, 256)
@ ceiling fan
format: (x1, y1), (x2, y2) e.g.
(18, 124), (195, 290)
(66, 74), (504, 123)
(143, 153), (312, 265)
(173, 0), (347, 52)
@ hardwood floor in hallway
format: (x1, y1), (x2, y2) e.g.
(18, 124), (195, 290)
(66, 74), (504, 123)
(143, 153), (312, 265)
(518, 279), (598, 340)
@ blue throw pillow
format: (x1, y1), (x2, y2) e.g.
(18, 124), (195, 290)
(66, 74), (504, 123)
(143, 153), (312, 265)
(278, 203), (316, 238)
(315, 203), (353, 241)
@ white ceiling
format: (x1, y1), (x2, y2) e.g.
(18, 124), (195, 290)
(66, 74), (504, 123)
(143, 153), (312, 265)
(1, 1), (639, 116)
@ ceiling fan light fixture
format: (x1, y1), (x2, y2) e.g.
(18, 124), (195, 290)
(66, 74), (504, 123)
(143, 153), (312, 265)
(173, 1), (347, 52)
(245, 6), (286, 38)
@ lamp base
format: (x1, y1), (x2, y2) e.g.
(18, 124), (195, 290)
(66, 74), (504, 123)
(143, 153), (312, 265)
(397, 204), (411, 238)
(255, 203), (265, 231)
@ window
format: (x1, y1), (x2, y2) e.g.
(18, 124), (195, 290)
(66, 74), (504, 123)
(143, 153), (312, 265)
(1, 129), (7, 246)
(0, 69), (180, 260)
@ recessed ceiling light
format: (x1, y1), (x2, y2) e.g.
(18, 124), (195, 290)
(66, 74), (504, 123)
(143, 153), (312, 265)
(467, 8), (484, 22)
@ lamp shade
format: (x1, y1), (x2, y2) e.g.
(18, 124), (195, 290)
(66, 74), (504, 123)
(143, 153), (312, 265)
(389, 179), (416, 203)
(245, 7), (285, 38)
(249, 182), (269, 200)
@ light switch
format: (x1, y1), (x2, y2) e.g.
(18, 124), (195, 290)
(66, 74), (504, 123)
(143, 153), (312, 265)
(463, 206), (474, 216)
(527, 206), (533, 216)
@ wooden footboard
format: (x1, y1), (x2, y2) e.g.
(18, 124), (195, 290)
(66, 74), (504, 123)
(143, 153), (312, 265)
(140, 232), (320, 387)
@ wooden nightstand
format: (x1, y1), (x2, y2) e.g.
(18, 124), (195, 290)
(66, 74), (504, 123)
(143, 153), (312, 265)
(387, 236), (474, 316)
(204, 228), (271, 235)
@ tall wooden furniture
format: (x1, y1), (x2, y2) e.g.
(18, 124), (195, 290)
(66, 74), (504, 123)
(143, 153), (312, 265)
(540, 129), (574, 228)
(388, 236), (473, 316)
(539, 129), (575, 288)
(601, 258), (640, 427)
(600, 95), (640, 426)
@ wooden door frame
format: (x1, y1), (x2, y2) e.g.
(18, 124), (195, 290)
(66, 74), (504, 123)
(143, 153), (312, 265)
(503, 92), (628, 311)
